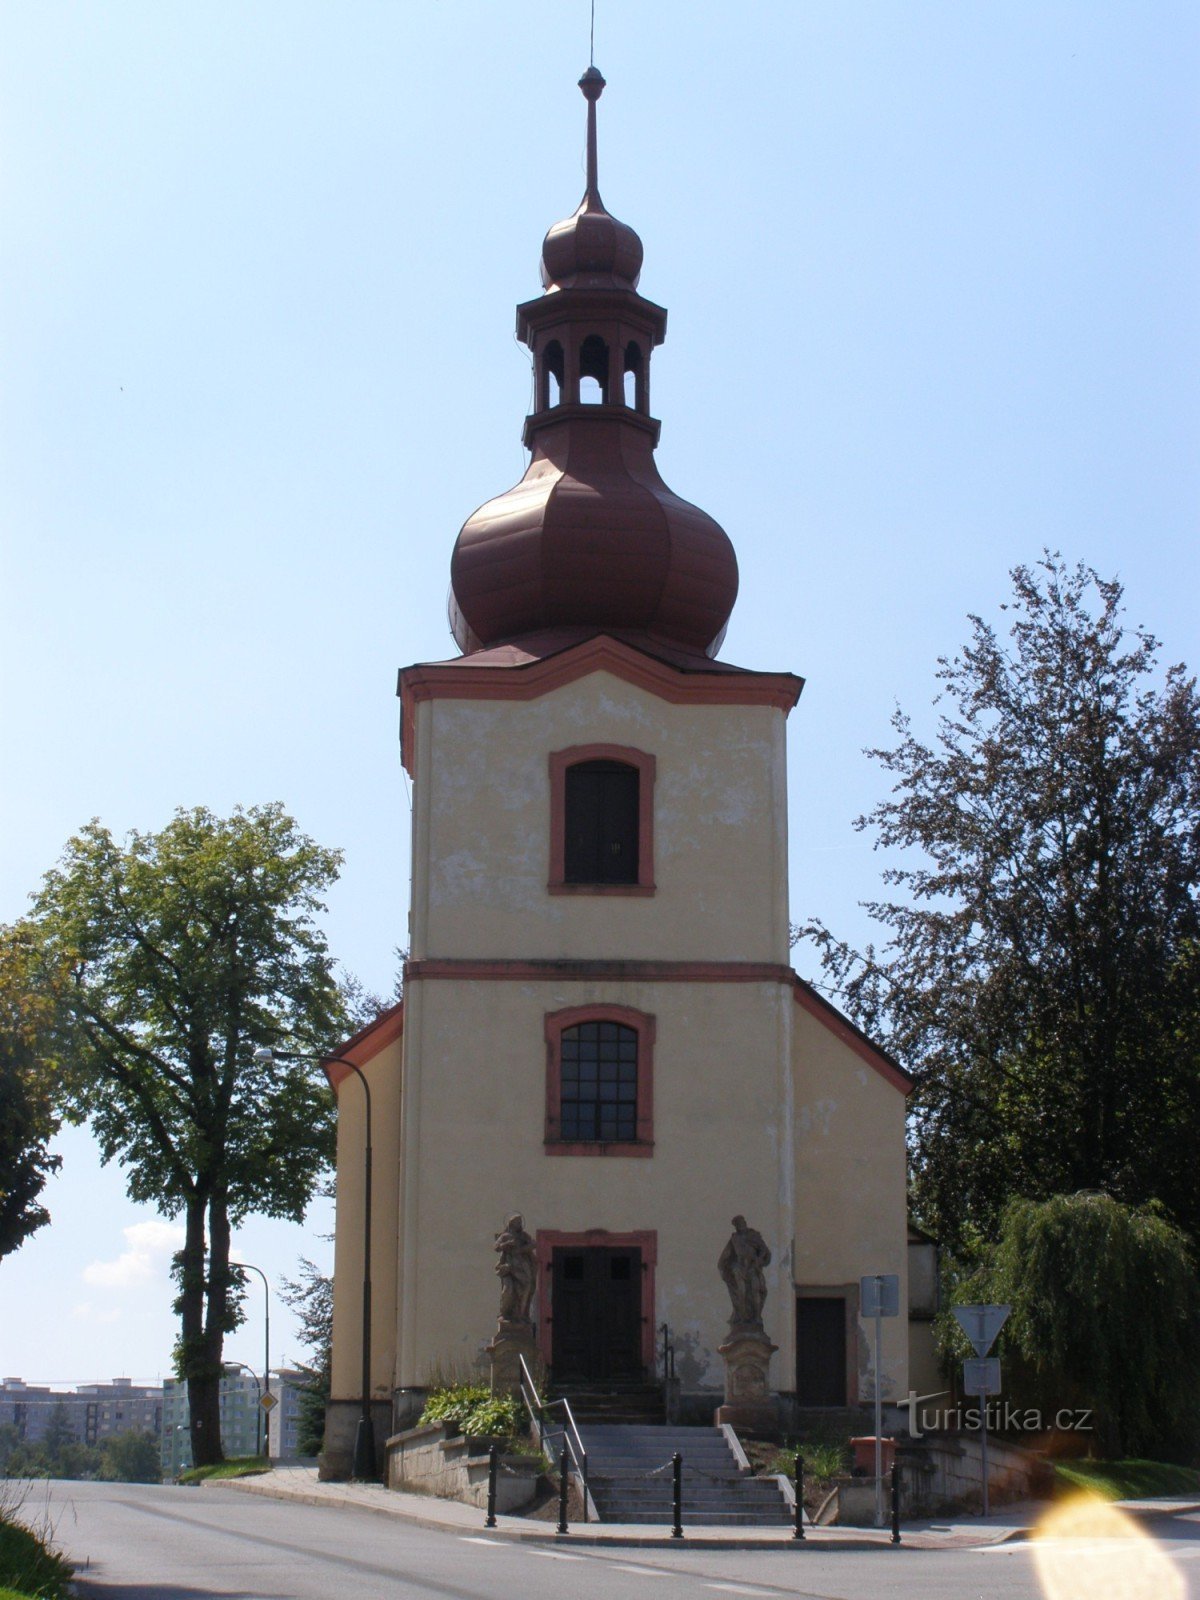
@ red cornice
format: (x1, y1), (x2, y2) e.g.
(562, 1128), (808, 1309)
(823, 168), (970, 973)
(324, 1000), (404, 1087)
(397, 634), (803, 777)
(792, 978), (914, 1096)
(399, 960), (910, 1094)
(406, 958), (793, 984)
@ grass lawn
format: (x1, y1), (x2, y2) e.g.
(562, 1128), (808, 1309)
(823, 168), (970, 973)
(1055, 1459), (1200, 1501)
(178, 1455), (271, 1484)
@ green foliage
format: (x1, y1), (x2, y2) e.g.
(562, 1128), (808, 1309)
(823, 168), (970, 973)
(177, 1456), (269, 1484)
(280, 1258), (332, 1456)
(800, 556), (1200, 1250)
(766, 1439), (848, 1482)
(419, 1385), (523, 1438)
(25, 803), (348, 1466)
(940, 1192), (1200, 1459)
(0, 1489), (72, 1599)
(0, 929), (62, 1261)
(97, 1432), (161, 1484)
(1054, 1459), (1200, 1500)
(0, 1422), (162, 1485)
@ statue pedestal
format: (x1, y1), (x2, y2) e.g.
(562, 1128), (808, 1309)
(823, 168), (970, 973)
(486, 1320), (537, 1396)
(715, 1326), (778, 1431)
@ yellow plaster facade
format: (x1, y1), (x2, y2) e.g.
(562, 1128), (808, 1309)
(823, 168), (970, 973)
(325, 652), (913, 1472)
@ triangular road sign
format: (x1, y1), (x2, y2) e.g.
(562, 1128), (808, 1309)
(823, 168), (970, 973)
(953, 1303), (1010, 1357)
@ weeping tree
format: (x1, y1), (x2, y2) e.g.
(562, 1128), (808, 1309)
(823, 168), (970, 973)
(801, 555), (1200, 1250)
(28, 804), (345, 1468)
(940, 1192), (1200, 1459)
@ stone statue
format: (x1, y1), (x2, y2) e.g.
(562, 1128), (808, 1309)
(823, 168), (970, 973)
(494, 1213), (536, 1326)
(718, 1215), (771, 1329)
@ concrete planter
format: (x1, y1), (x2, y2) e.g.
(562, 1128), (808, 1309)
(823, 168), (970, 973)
(384, 1421), (541, 1512)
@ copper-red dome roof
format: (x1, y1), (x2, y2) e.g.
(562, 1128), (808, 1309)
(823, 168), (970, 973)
(449, 415), (737, 656)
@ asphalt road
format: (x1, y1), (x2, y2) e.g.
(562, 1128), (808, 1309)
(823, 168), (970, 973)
(24, 1480), (1200, 1600)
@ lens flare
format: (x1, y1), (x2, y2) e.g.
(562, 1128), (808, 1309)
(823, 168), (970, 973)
(1032, 1493), (1184, 1600)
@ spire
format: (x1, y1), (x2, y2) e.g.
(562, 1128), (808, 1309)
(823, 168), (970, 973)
(540, 65), (643, 291)
(446, 69), (738, 661)
(580, 65), (604, 204)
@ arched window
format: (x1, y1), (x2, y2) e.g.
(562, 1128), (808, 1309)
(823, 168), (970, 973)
(623, 341), (644, 411)
(548, 744), (656, 895)
(579, 334), (609, 404)
(545, 1005), (655, 1155)
(539, 340), (564, 410)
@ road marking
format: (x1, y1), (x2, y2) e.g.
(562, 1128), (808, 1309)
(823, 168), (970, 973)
(459, 1537), (506, 1546)
(704, 1586), (776, 1596)
(529, 1549), (588, 1560)
(613, 1564), (676, 1578)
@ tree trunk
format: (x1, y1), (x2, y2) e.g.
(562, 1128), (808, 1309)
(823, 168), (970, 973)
(181, 1191), (224, 1469)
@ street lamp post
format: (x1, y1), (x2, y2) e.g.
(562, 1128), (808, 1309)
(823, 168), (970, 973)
(255, 1045), (376, 1479)
(231, 1260), (271, 1459)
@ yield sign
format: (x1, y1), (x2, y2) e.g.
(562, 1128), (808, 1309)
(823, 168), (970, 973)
(953, 1303), (1010, 1357)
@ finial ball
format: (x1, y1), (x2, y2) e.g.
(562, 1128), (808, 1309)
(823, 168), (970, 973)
(579, 65), (606, 100)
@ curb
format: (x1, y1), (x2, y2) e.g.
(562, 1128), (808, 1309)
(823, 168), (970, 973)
(204, 1476), (1019, 1550)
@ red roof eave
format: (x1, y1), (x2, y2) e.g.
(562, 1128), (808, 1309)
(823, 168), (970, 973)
(793, 977), (913, 1096)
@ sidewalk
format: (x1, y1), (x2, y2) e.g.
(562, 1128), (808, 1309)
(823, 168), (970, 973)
(205, 1465), (1197, 1550)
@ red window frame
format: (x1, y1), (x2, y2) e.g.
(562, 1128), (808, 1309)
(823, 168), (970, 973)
(548, 743), (656, 896)
(544, 1004), (655, 1157)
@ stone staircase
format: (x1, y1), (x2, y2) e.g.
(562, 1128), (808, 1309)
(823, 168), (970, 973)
(550, 1383), (665, 1426)
(577, 1423), (792, 1526)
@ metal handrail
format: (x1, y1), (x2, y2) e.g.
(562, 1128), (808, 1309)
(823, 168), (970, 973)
(518, 1354), (593, 1522)
(659, 1322), (676, 1384)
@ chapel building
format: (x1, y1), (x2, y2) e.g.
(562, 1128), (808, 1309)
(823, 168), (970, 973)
(323, 68), (912, 1478)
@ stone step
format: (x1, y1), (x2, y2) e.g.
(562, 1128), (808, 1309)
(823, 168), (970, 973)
(597, 1511), (791, 1526)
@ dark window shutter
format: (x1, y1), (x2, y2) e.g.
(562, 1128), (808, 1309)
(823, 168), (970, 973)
(564, 760), (638, 883)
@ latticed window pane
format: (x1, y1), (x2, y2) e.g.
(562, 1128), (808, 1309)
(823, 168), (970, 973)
(560, 1021), (638, 1141)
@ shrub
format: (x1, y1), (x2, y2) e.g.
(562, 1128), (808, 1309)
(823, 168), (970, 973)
(419, 1385), (523, 1438)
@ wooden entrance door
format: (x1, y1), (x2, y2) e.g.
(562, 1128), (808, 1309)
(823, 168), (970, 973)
(551, 1246), (643, 1384)
(795, 1296), (848, 1406)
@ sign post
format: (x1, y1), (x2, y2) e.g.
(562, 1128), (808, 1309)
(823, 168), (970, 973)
(954, 1305), (1009, 1518)
(860, 1273), (900, 1527)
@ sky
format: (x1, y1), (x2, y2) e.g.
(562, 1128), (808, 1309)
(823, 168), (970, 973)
(1, 3), (1197, 1388)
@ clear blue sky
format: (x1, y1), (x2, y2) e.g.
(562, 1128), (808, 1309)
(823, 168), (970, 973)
(2, 3), (1197, 1386)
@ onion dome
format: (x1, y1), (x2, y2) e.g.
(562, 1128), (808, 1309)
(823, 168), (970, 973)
(448, 69), (738, 660)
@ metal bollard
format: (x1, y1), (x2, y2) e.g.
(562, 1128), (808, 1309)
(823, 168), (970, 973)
(672, 1451), (684, 1539)
(485, 1444), (498, 1528)
(890, 1461), (902, 1546)
(793, 1449), (805, 1541)
(557, 1446), (570, 1536)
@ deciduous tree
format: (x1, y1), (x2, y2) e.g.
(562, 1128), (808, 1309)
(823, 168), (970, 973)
(29, 804), (345, 1467)
(801, 556), (1200, 1248)
(0, 928), (61, 1260)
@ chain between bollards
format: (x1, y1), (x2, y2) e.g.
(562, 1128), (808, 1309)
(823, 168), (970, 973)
(792, 1448), (805, 1540)
(557, 1446), (570, 1536)
(484, 1443), (498, 1528)
(890, 1461), (902, 1546)
(671, 1451), (684, 1539)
